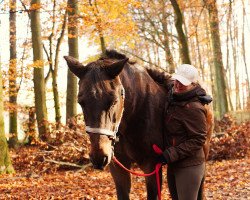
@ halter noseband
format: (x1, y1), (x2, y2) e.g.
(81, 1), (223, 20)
(85, 84), (125, 140)
(85, 126), (118, 137)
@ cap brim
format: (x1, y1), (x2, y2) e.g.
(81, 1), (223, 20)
(172, 74), (191, 86)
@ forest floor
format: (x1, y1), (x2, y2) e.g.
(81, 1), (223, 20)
(0, 147), (249, 200)
(0, 119), (249, 199)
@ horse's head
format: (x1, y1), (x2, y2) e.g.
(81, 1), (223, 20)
(64, 55), (128, 169)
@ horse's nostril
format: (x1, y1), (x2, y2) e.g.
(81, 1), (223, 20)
(89, 155), (109, 169)
(103, 156), (108, 166)
(89, 155), (93, 164)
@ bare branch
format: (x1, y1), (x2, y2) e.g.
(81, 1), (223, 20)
(44, 159), (92, 169)
(121, 49), (161, 68)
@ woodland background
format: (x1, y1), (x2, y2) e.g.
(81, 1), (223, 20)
(0, 0), (249, 199)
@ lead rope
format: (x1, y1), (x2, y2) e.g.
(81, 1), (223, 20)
(113, 144), (163, 200)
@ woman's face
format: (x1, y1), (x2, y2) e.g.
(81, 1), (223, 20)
(174, 80), (193, 93)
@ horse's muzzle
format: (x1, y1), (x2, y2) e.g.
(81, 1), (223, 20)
(90, 155), (109, 170)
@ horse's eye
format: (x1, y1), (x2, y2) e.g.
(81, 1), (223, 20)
(121, 88), (125, 98)
(108, 98), (118, 109)
(113, 99), (118, 105)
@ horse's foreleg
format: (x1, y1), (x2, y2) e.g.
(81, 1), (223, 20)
(145, 166), (162, 200)
(109, 160), (132, 200)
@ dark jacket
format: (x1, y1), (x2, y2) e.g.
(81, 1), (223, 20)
(162, 85), (207, 168)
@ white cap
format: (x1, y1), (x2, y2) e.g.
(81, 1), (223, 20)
(172, 64), (199, 86)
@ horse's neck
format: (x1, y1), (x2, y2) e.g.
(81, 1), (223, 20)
(120, 65), (147, 106)
(119, 64), (166, 148)
(120, 64), (166, 118)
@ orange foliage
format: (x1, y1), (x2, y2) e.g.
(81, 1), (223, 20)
(30, 3), (42, 11)
(78, 0), (140, 48)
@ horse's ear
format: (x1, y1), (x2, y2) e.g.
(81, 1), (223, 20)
(105, 58), (129, 78)
(64, 56), (87, 78)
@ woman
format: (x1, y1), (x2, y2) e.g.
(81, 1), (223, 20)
(157, 64), (209, 200)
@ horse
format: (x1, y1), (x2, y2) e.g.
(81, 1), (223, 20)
(64, 50), (171, 200)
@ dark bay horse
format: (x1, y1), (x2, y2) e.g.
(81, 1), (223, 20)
(64, 50), (171, 200)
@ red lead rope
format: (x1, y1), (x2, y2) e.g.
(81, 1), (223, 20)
(112, 144), (163, 200)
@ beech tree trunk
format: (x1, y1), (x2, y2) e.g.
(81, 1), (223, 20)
(228, 1), (241, 110)
(66, 0), (79, 124)
(30, 0), (48, 139)
(44, 1), (67, 127)
(225, 3), (233, 111)
(8, 0), (18, 148)
(89, 0), (106, 53)
(204, 0), (229, 118)
(160, 0), (175, 73)
(0, 58), (15, 174)
(241, 0), (250, 107)
(170, 0), (191, 64)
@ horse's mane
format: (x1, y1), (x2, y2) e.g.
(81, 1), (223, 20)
(99, 50), (172, 89)
(100, 49), (136, 65)
(146, 68), (173, 90)
(105, 50), (127, 60)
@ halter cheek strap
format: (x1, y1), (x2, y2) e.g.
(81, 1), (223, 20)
(85, 85), (125, 138)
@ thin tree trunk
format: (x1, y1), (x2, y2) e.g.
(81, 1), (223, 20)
(156, 46), (161, 68)
(145, 43), (152, 66)
(24, 106), (36, 144)
(170, 0), (191, 64)
(66, 0), (78, 125)
(153, 44), (160, 67)
(44, 0), (67, 127)
(241, 0), (250, 107)
(52, 11), (67, 127)
(190, 9), (204, 80)
(30, 0), (48, 139)
(225, 2), (233, 111)
(89, 0), (106, 53)
(195, 31), (204, 80)
(204, 0), (229, 119)
(229, 1), (241, 110)
(0, 56), (15, 174)
(205, 16), (217, 112)
(8, 0), (18, 148)
(161, 0), (175, 73)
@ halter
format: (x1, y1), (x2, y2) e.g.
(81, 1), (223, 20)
(85, 81), (125, 140)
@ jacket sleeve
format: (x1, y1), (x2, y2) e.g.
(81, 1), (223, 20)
(162, 105), (207, 163)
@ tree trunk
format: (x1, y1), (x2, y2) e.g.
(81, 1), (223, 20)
(89, 0), (106, 53)
(170, 0), (191, 64)
(190, 9), (204, 80)
(161, 0), (175, 73)
(51, 0), (62, 126)
(0, 57), (15, 174)
(225, 3), (233, 111)
(204, 0), (229, 119)
(66, 0), (79, 125)
(228, 1), (241, 110)
(24, 106), (36, 144)
(204, 9), (217, 113)
(145, 43), (152, 66)
(100, 36), (106, 54)
(44, 1), (67, 128)
(8, 0), (18, 148)
(30, 0), (48, 139)
(241, 0), (250, 108)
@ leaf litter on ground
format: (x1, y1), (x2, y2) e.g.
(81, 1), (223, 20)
(0, 117), (249, 199)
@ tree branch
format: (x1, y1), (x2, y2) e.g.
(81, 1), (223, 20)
(121, 49), (161, 68)
(44, 159), (92, 169)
